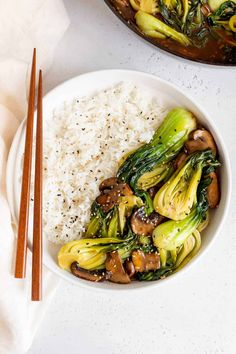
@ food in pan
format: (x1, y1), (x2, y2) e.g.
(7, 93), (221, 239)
(107, 0), (236, 64)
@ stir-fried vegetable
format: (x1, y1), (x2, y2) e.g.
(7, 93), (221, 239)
(136, 265), (173, 280)
(229, 14), (236, 31)
(107, 208), (119, 238)
(86, 195), (143, 238)
(58, 231), (136, 271)
(136, 161), (173, 190)
(159, 0), (210, 46)
(117, 107), (196, 190)
(182, 0), (189, 24)
(138, 228), (201, 280)
(125, 0), (236, 63)
(197, 210), (209, 232)
(158, 0), (187, 31)
(86, 203), (118, 238)
(135, 10), (191, 44)
(152, 179), (209, 268)
(130, 0), (159, 13)
(118, 195), (143, 233)
(153, 150), (220, 220)
(174, 229), (201, 269)
(86, 203), (105, 237)
(208, 1), (236, 27)
(209, 0), (236, 11)
(58, 106), (221, 284)
(136, 228), (201, 280)
(153, 207), (203, 250)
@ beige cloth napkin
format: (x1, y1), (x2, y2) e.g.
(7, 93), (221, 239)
(0, 1), (70, 353)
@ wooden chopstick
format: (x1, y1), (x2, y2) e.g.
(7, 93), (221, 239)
(15, 48), (36, 279)
(32, 70), (43, 301)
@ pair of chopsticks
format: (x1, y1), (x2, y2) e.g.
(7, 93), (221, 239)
(14, 48), (43, 301)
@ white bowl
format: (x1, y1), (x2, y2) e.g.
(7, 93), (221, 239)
(6, 70), (231, 291)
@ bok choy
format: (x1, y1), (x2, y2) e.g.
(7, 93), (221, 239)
(58, 231), (136, 271)
(135, 10), (191, 44)
(117, 107), (196, 191)
(153, 150), (220, 220)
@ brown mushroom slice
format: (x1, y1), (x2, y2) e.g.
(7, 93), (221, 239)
(206, 172), (220, 208)
(96, 188), (120, 213)
(131, 250), (146, 272)
(148, 211), (165, 227)
(99, 177), (119, 192)
(105, 251), (131, 284)
(96, 182), (133, 213)
(148, 185), (159, 199)
(131, 207), (164, 236)
(132, 250), (160, 272)
(185, 129), (217, 156)
(70, 262), (106, 282)
(173, 152), (188, 170)
(145, 253), (161, 271)
(118, 182), (133, 196)
(124, 259), (136, 278)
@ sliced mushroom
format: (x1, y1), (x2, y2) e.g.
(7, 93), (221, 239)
(96, 182), (133, 213)
(120, 183), (133, 196)
(105, 251), (131, 284)
(96, 188), (122, 213)
(132, 250), (160, 272)
(206, 172), (220, 208)
(185, 129), (217, 156)
(124, 259), (136, 278)
(173, 152), (188, 170)
(131, 250), (146, 272)
(145, 253), (161, 271)
(131, 207), (164, 236)
(99, 177), (119, 192)
(70, 262), (106, 282)
(148, 211), (165, 226)
(148, 185), (159, 199)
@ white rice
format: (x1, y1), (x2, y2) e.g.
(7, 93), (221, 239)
(43, 82), (168, 244)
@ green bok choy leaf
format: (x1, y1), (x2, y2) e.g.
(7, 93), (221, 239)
(153, 150), (220, 220)
(117, 107), (196, 191)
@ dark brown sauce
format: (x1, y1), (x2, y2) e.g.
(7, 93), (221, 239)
(107, 0), (236, 65)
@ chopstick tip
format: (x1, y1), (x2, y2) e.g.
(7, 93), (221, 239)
(32, 49), (36, 70)
(33, 48), (36, 59)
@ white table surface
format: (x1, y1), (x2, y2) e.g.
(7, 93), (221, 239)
(29, 1), (236, 353)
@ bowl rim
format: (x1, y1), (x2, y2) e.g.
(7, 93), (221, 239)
(104, 0), (236, 67)
(7, 69), (232, 292)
